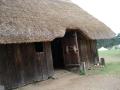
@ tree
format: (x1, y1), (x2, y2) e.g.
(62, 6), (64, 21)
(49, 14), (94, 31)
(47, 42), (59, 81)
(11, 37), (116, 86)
(97, 33), (120, 49)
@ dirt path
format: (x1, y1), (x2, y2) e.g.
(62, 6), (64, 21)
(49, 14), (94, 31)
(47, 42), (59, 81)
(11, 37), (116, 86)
(16, 70), (120, 90)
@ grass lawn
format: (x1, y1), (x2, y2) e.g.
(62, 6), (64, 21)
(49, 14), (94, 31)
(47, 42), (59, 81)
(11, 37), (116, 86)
(99, 49), (120, 62)
(87, 49), (120, 75)
(98, 62), (120, 75)
(99, 49), (120, 56)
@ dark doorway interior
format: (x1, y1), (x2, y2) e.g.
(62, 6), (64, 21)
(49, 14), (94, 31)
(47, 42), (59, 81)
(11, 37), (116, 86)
(51, 38), (64, 69)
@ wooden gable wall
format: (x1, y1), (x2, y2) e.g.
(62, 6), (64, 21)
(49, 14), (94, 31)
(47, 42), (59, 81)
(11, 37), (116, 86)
(61, 31), (99, 69)
(0, 42), (53, 89)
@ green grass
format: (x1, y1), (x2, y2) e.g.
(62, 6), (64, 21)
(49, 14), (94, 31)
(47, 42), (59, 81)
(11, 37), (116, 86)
(96, 62), (120, 75)
(99, 49), (120, 63)
(88, 49), (120, 76)
(87, 62), (120, 76)
(99, 62), (120, 75)
(99, 49), (120, 57)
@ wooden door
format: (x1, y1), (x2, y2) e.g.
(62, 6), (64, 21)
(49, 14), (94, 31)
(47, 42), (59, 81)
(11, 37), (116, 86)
(34, 42), (53, 81)
(62, 31), (80, 68)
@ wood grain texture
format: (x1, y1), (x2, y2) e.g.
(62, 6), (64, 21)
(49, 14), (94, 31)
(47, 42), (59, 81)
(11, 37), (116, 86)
(0, 43), (54, 89)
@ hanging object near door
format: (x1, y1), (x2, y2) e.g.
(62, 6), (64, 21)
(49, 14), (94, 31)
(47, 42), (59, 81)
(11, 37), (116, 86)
(66, 45), (78, 53)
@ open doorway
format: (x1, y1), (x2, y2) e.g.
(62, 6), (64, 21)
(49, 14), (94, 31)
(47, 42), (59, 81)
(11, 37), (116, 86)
(51, 38), (64, 69)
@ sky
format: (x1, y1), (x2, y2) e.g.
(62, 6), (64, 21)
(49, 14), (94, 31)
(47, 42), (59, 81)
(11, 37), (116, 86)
(71, 0), (120, 34)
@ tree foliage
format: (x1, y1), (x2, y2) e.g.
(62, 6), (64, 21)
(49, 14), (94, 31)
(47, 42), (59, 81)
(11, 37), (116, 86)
(97, 33), (120, 49)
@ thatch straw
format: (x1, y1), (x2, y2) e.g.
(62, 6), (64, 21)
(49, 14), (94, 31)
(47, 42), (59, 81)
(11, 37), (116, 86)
(0, 0), (115, 44)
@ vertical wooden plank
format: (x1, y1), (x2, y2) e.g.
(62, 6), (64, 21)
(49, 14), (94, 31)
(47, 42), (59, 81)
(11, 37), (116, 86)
(44, 42), (54, 77)
(74, 32), (81, 65)
(19, 44), (35, 84)
(13, 45), (24, 87)
(86, 40), (93, 65)
(78, 37), (87, 62)
(77, 32), (92, 69)
(88, 40), (95, 64)
(7, 45), (21, 89)
(0, 45), (9, 88)
(34, 53), (43, 81)
(84, 40), (89, 68)
(85, 39), (93, 68)
(89, 40), (94, 64)
(0, 45), (21, 89)
(90, 40), (99, 64)
(40, 43), (48, 80)
(5, 45), (14, 88)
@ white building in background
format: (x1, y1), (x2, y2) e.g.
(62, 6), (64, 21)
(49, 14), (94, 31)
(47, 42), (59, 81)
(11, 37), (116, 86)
(98, 47), (108, 51)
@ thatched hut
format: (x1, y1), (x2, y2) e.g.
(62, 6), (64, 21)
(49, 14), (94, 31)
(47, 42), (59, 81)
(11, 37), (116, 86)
(0, 0), (115, 89)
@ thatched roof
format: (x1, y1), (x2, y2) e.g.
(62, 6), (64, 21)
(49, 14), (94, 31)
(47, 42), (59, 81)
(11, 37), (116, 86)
(0, 0), (115, 44)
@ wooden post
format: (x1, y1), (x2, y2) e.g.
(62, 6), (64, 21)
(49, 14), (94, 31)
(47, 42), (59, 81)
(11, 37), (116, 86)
(80, 62), (86, 75)
(94, 57), (99, 66)
(100, 58), (105, 66)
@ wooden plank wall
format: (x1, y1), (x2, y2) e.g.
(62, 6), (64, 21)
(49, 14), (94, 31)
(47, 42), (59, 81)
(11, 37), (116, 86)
(0, 42), (54, 89)
(0, 44), (23, 89)
(86, 40), (94, 65)
(90, 40), (99, 64)
(62, 31), (96, 69)
(77, 32), (98, 68)
(44, 42), (54, 77)
(77, 33), (90, 68)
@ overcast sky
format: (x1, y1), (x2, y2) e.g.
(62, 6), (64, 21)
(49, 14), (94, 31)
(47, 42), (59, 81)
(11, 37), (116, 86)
(71, 0), (120, 34)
